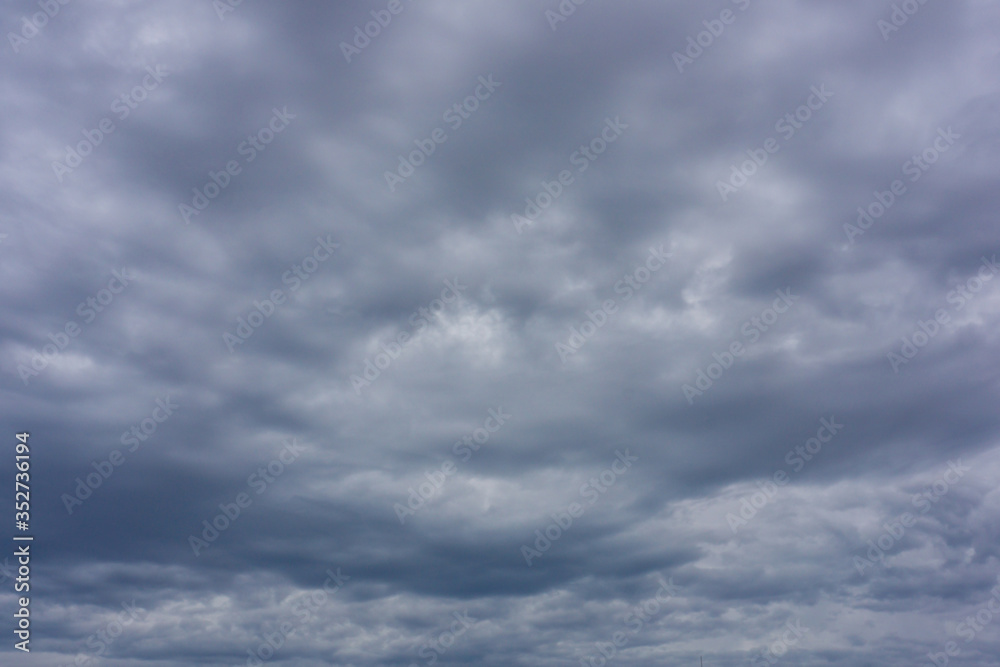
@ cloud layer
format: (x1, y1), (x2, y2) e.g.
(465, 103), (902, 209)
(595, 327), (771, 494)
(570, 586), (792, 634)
(2, 0), (1000, 665)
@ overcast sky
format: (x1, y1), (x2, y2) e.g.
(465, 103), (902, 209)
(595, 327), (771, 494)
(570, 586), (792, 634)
(3, 1), (1000, 665)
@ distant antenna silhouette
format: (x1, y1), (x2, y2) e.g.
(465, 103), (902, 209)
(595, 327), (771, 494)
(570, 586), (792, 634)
(700, 657), (703, 667)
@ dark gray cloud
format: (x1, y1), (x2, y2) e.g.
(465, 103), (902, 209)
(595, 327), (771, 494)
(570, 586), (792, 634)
(2, 0), (1000, 665)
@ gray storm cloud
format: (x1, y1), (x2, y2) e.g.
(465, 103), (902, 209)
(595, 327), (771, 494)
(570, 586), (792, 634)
(2, 0), (999, 665)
